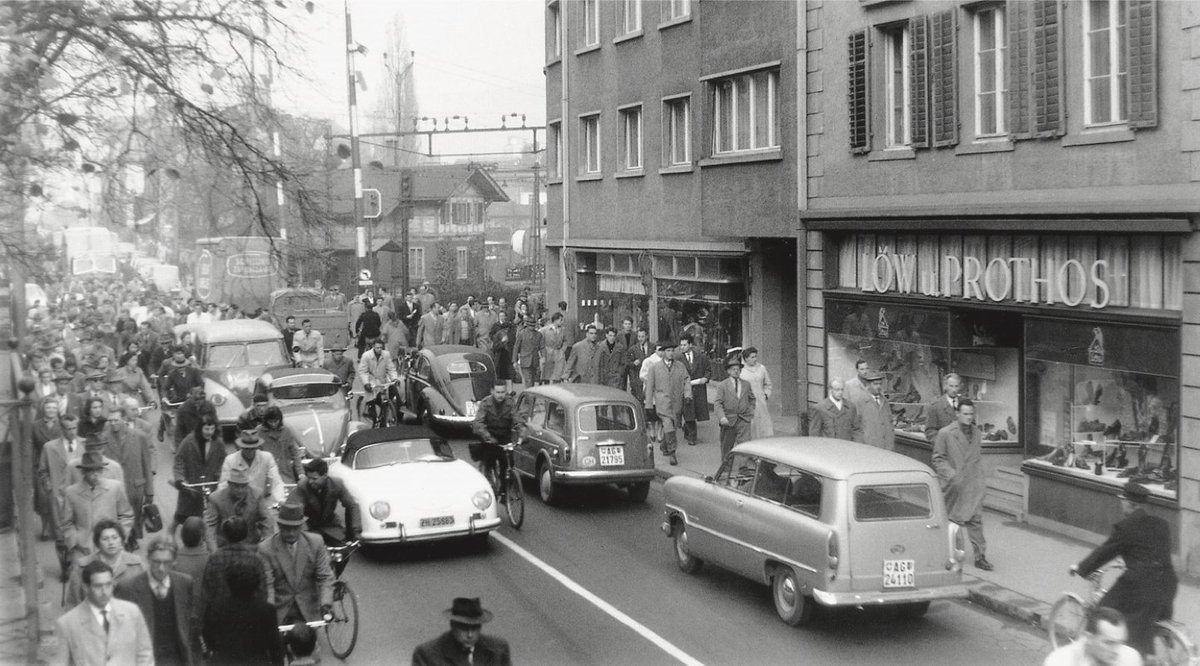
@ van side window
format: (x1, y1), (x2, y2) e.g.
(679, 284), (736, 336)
(528, 397), (548, 430)
(750, 461), (823, 517)
(715, 453), (757, 492)
(545, 402), (566, 435)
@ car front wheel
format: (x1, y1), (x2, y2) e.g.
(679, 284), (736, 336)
(771, 566), (815, 626)
(672, 521), (703, 574)
(537, 463), (559, 505)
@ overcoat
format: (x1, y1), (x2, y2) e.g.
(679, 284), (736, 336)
(931, 423), (986, 522)
(854, 394), (896, 451)
(51, 598), (153, 666)
(677, 350), (709, 422)
(643, 359), (689, 430)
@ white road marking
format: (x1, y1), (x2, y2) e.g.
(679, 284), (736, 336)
(493, 532), (705, 666)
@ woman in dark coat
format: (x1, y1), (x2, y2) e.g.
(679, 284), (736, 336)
(171, 414), (225, 534)
(202, 558), (284, 665)
(1074, 481), (1178, 657)
(78, 396), (108, 440)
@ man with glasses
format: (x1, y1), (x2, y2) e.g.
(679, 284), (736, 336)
(115, 537), (200, 666)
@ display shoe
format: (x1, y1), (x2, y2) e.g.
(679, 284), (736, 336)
(974, 557), (995, 571)
(669, 454), (678, 466)
(1116, 444), (1128, 469)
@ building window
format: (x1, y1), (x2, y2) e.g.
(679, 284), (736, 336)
(409, 247), (425, 279)
(665, 0), (690, 21)
(883, 24), (910, 148)
(549, 4), (562, 59)
(663, 95), (691, 166)
(580, 113), (601, 174)
(619, 105), (642, 170)
(1083, 0), (1127, 126)
(582, 0), (600, 47)
(618, 0), (641, 35)
(711, 69), (779, 155)
(456, 246), (468, 279)
(549, 121), (562, 179)
(973, 6), (1007, 137)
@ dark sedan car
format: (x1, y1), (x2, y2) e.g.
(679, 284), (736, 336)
(396, 345), (496, 430)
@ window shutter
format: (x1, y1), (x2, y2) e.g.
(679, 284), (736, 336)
(909, 15), (930, 148)
(1126, 0), (1157, 128)
(930, 9), (958, 147)
(1007, 0), (1031, 138)
(848, 30), (871, 154)
(1030, 0), (1063, 137)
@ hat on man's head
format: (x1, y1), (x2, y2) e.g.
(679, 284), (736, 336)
(276, 502), (306, 526)
(74, 450), (107, 470)
(96, 323), (115, 334)
(724, 356), (744, 369)
(236, 432), (262, 449)
(1119, 481), (1151, 503)
(227, 467), (251, 484)
(442, 597), (493, 625)
(53, 372), (73, 383)
(863, 370), (884, 382)
(85, 369), (105, 380)
(658, 340), (677, 350)
(105, 370), (123, 384)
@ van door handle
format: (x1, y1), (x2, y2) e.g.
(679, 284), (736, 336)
(926, 523), (940, 529)
(735, 499), (744, 507)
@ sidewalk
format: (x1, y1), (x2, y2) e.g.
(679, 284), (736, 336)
(652, 416), (1200, 636)
(0, 527), (55, 665)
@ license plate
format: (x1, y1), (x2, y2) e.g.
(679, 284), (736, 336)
(419, 515), (455, 528)
(883, 559), (915, 588)
(598, 445), (625, 467)
(465, 401), (477, 417)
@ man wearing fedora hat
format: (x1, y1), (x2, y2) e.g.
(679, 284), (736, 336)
(218, 431), (287, 506)
(712, 355), (756, 459)
(60, 451), (135, 559)
(205, 467), (273, 551)
(412, 597), (512, 666)
(643, 340), (690, 466)
(1073, 481), (1178, 657)
(852, 369), (895, 452)
(258, 503), (334, 625)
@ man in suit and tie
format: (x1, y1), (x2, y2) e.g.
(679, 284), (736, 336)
(808, 378), (862, 441)
(843, 359), (873, 407)
(712, 356), (757, 458)
(412, 597), (512, 666)
(624, 328), (654, 400)
(258, 503), (335, 624)
(398, 290), (422, 343)
(53, 559), (153, 666)
(105, 403), (155, 548)
(677, 335), (710, 446)
(644, 341), (691, 466)
(853, 370), (895, 451)
(115, 537), (200, 666)
(923, 372), (963, 442)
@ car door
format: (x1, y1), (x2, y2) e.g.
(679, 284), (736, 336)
(516, 396), (549, 475)
(847, 471), (951, 592)
(540, 400), (571, 468)
(689, 452), (756, 569)
(742, 460), (832, 587)
(409, 355), (432, 411)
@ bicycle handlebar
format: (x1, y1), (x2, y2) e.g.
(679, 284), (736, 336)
(277, 617), (332, 632)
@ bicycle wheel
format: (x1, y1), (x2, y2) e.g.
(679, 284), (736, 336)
(504, 469), (525, 529)
(1152, 621), (1198, 666)
(325, 580), (359, 659)
(1047, 594), (1088, 649)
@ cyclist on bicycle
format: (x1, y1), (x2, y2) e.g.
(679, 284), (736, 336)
(470, 382), (524, 485)
(357, 338), (398, 420)
(1072, 481), (1178, 658)
(289, 458), (360, 548)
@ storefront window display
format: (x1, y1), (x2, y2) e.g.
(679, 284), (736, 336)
(825, 299), (1021, 446)
(1023, 318), (1179, 499)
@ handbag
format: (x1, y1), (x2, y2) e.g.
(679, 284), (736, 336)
(142, 501), (163, 533)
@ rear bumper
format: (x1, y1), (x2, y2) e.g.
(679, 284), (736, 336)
(554, 468), (657, 485)
(360, 515), (502, 544)
(812, 583), (969, 607)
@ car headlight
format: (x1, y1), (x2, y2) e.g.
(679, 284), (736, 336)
(369, 501), (391, 520)
(472, 490), (493, 511)
(210, 393), (226, 406)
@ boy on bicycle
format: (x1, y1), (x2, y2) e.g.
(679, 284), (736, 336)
(471, 382), (524, 486)
(356, 338), (398, 422)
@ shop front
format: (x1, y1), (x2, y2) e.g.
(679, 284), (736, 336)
(822, 231), (1183, 540)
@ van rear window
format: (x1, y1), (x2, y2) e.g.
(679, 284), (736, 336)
(854, 484), (932, 521)
(576, 404), (637, 432)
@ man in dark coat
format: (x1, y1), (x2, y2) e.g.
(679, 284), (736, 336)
(115, 537), (200, 666)
(595, 327), (627, 389)
(289, 458), (360, 546)
(1074, 481), (1178, 657)
(173, 386), (216, 450)
(808, 378), (861, 441)
(923, 372), (962, 442)
(676, 334), (709, 446)
(354, 299), (383, 358)
(412, 597), (512, 666)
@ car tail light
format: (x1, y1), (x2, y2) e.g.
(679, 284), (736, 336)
(827, 531), (839, 572)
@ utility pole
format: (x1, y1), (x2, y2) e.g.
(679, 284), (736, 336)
(531, 131), (541, 286)
(344, 0), (369, 283)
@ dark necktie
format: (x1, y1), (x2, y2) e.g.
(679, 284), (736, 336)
(101, 609), (110, 635)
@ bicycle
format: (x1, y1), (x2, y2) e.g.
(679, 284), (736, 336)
(478, 442), (524, 529)
(360, 380), (398, 428)
(176, 479), (219, 511)
(1048, 563), (1197, 665)
(275, 539), (361, 661)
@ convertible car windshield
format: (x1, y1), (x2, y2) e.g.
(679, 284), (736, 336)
(272, 383), (341, 400)
(353, 439), (454, 469)
(206, 341), (287, 369)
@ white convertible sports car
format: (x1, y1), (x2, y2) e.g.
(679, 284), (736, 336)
(328, 425), (501, 544)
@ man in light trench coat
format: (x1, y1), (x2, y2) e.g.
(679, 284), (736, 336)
(932, 398), (993, 571)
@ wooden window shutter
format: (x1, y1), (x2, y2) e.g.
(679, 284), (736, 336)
(1126, 0), (1157, 128)
(909, 15), (930, 148)
(848, 30), (871, 154)
(1030, 0), (1064, 137)
(930, 9), (958, 147)
(1007, 0), (1032, 138)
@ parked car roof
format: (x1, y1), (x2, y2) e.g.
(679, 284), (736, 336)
(259, 368), (340, 388)
(731, 437), (934, 480)
(175, 320), (282, 344)
(521, 383), (641, 405)
(342, 424), (445, 462)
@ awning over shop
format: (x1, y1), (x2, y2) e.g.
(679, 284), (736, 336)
(598, 274), (644, 295)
